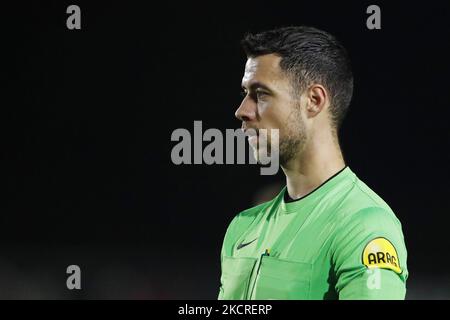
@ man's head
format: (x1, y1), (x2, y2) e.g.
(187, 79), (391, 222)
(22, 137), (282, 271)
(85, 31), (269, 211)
(236, 26), (353, 166)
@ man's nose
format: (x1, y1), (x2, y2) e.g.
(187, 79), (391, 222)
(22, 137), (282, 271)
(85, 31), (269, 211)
(235, 96), (257, 122)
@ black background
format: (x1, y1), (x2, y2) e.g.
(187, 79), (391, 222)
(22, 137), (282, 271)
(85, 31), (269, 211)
(2, 1), (449, 299)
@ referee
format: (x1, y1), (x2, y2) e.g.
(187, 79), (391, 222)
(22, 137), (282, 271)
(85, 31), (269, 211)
(218, 26), (408, 300)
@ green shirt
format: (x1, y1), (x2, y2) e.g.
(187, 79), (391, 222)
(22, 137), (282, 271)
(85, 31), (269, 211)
(218, 167), (408, 300)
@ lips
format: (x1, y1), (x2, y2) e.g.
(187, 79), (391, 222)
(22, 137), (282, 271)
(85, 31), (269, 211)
(243, 126), (260, 147)
(248, 135), (258, 146)
(244, 129), (258, 145)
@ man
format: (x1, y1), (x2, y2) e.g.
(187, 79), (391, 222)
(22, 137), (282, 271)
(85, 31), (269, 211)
(218, 26), (408, 300)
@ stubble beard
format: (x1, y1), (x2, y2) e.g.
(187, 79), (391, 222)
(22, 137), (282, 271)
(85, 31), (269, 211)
(278, 105), (307, 167)
(252, 102), (307, 167)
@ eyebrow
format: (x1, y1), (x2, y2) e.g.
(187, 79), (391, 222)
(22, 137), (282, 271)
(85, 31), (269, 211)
(241, 81), (273, 93)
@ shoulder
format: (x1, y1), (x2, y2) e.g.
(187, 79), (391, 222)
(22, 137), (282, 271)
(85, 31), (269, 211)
(226, 199), (274, 238)
(329, 172), (407, 267)
(221, 193), (281, 255)
(330, 201), (408, 277)
(228, 186), (285, 232)
(337, 206), (403, 240)
(332, 179), (404, 247)
(333, 170), (403, 232)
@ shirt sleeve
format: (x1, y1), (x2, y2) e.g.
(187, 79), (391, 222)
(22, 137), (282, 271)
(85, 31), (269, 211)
(331, 207), (408, 300)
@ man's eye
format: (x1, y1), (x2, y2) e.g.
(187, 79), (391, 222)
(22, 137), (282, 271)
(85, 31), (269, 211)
(256, 91), (268, 99)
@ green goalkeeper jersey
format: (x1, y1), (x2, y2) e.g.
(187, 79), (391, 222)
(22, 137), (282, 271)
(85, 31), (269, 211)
(218, 167), (408, 300)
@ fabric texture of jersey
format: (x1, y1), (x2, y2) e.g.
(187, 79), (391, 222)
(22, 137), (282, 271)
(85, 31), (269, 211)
(218, 167), (408, 300)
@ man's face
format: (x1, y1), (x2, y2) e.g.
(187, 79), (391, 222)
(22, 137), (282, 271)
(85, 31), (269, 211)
(236, 54), (307, 166)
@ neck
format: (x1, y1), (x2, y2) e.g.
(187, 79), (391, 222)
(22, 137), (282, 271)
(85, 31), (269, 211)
(281, 132), (346, 200)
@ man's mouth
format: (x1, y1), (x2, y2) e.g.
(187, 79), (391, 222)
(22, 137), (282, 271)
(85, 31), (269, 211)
(243, 127), (259, 146)
(248, 135), (258, 146)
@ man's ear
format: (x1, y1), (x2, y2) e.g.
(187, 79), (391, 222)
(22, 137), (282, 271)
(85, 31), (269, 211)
(305, 84), (329, 118)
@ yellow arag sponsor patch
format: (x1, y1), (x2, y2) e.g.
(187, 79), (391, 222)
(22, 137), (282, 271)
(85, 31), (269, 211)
(362, 237), (401, 274)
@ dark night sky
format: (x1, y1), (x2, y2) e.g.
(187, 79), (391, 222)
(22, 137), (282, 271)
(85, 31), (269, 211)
(2, 1), (449, 298)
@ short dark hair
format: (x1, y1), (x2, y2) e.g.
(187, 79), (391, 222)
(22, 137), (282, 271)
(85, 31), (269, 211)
(241, 26), (353, 129)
